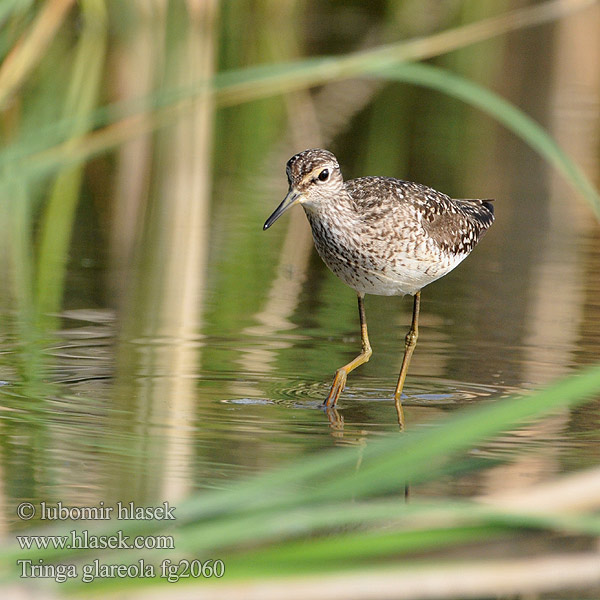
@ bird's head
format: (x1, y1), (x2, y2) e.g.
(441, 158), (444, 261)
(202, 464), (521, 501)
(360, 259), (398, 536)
(263, 149), (344, 230)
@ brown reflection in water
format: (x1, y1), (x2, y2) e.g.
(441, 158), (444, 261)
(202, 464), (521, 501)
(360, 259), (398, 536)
(523, 1), (599, 384)
(229, 9), (328, 399)
(234, 95), (320, 398)
(480, 5), (600, 498)
(110, 1), (217, 506)
(550, 3), (600, 364)
(580, 229), (600, 362)
(108, 2), (162, 303)
(236, 75), (380, 401)
(236, 209), (312, 387)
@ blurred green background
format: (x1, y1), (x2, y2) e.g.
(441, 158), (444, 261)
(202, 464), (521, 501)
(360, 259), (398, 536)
(1, 0), (600, 598)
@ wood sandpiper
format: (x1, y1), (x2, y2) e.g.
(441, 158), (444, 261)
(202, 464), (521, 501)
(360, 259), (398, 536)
(263, 148), (494, 424)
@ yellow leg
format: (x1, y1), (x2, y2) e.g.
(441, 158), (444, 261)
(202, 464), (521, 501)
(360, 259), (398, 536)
(394, 291), (421, 427)
(324, 293), (372, 408)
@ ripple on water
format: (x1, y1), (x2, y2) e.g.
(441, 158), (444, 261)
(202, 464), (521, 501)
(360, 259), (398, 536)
(224, 397), (273, 406)
(223, 378), (327, 409)
(400, 379), (513, 406)
(224, 375), (515, 412)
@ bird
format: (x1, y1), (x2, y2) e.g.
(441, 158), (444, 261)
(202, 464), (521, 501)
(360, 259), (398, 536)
(263, 148), (494, 424)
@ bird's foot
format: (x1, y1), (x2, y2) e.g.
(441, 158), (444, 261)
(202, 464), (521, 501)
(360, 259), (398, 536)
(324, 368), (347, 408)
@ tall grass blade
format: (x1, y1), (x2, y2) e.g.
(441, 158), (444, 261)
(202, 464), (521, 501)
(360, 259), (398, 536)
(34, 0), (107, 316)
(1, 0), (597, 211)
(3, 365), (598, 571)
(376, 62), (600, 217)
(0, 0), (75, 108)
(173, 364), (600, 520)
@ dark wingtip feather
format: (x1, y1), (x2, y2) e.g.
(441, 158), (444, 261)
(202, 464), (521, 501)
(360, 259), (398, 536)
(482, 199), (495, 218)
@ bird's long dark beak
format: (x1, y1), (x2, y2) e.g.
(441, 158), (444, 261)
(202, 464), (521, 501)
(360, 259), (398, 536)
(263, 189), (301, 230)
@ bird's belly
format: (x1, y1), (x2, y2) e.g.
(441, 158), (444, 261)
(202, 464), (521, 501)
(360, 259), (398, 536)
(315, 238), (466, 297)
(307, 210), (469, 297)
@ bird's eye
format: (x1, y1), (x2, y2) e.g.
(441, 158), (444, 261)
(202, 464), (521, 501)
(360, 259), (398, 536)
(318, 169), (330, 182)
